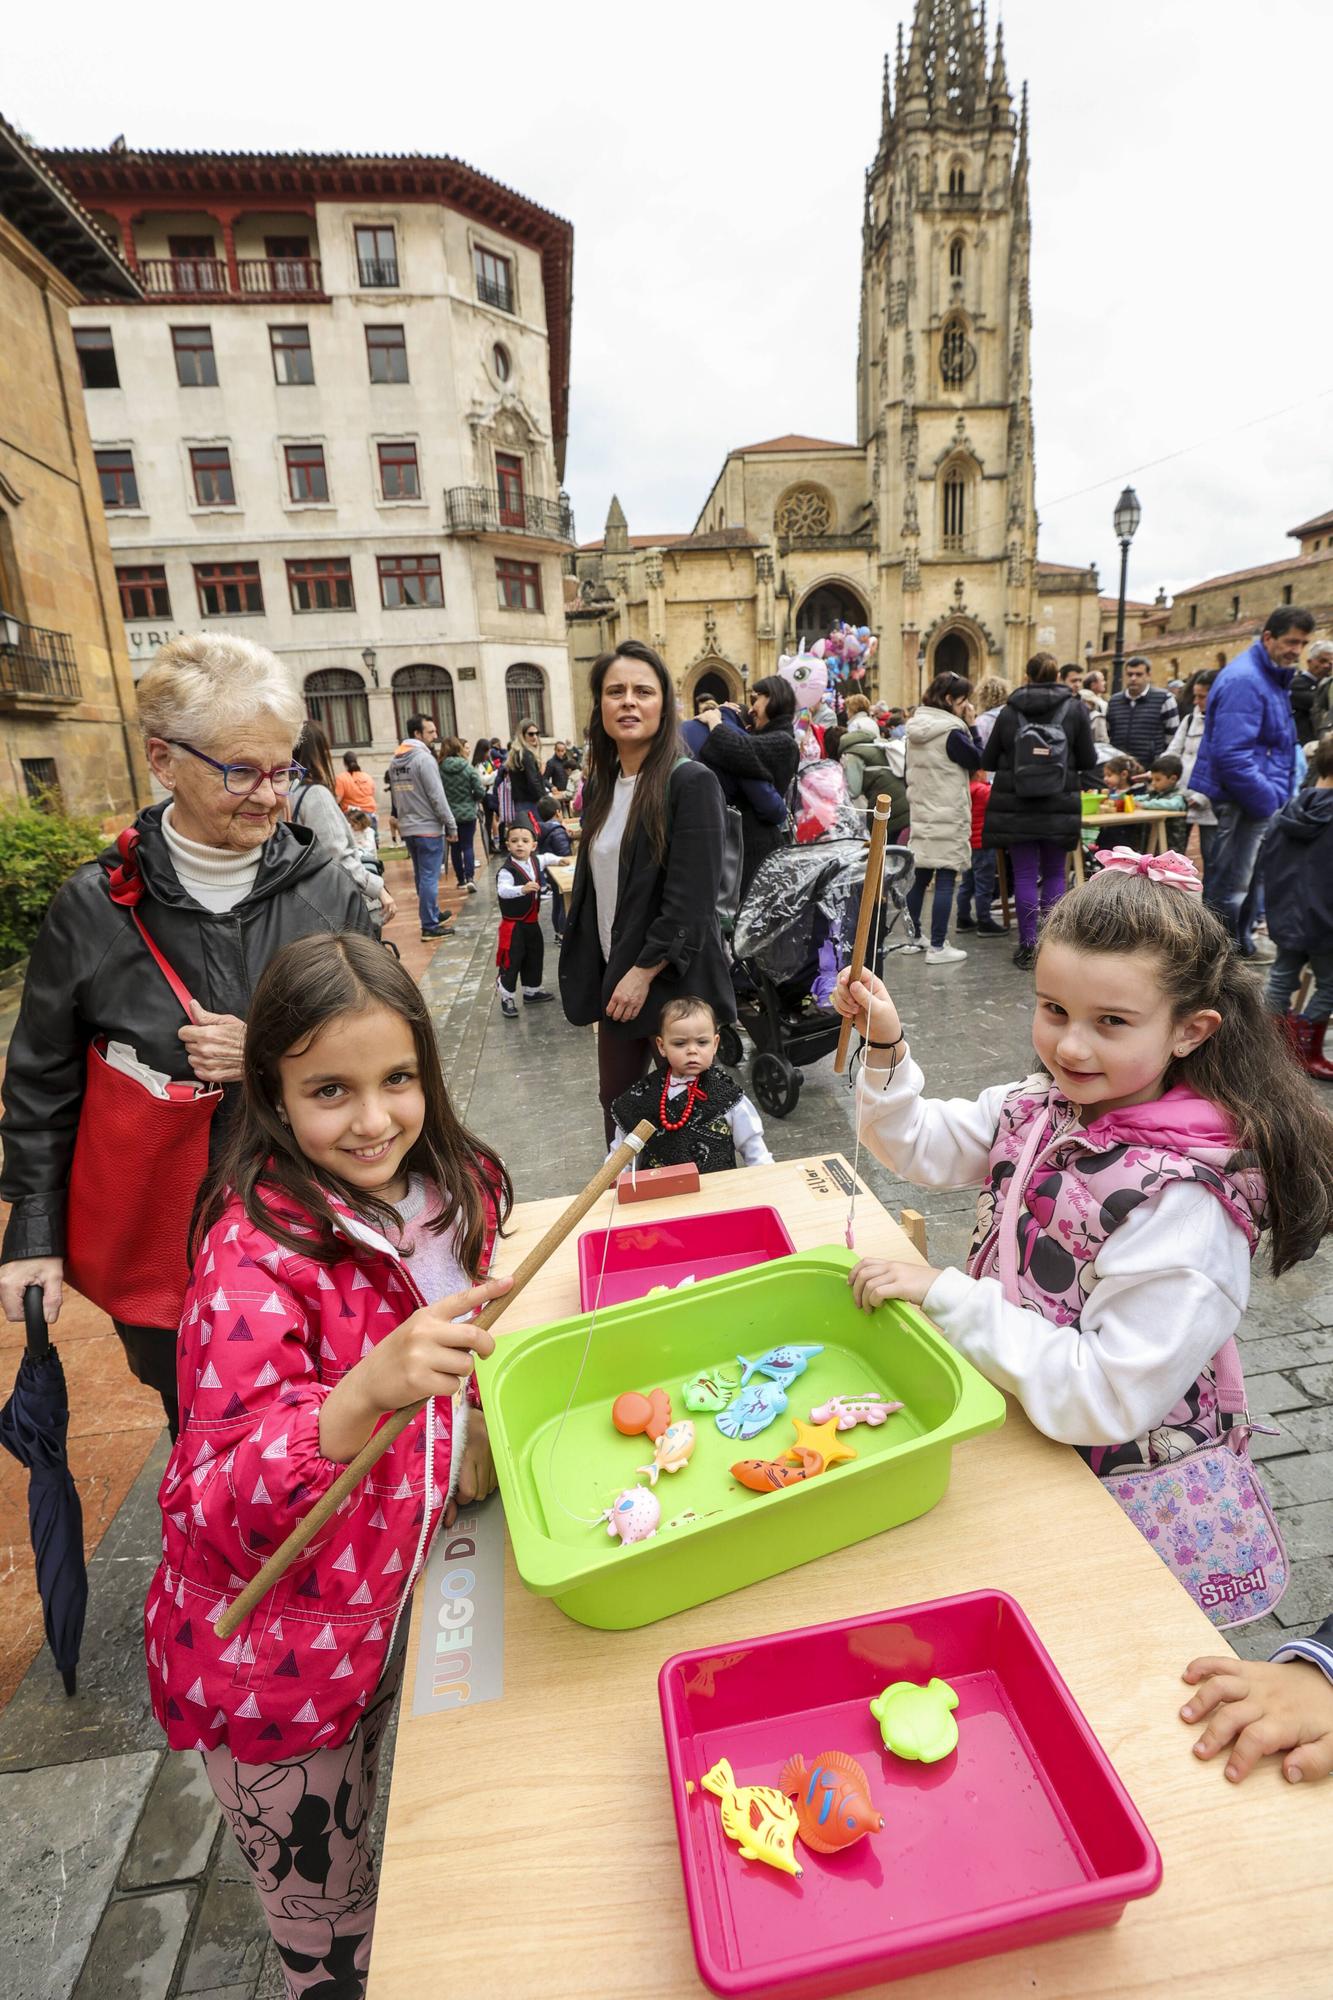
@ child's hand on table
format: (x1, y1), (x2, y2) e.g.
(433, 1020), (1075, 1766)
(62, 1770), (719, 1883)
(1181, 1654), (1333, 1783)
(445, 1408), (496, 1528)
(830, 967), (902, 1047)
(850, 1256), (941, 1310)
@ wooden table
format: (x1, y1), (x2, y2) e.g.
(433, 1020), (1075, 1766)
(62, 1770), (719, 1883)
(370, 1158), (1326, 2000)
(1072, 807), (1178, 884)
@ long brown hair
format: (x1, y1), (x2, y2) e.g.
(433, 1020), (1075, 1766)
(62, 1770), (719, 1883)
(294, 718), (337, 792)
(196, 933), (512, 1271)
(1041, 871), (1333, 1273)
(579, 640), (682, 864)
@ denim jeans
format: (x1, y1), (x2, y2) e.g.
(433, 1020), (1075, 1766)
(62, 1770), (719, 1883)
(906, 867), (958, 949)
(957, 849), (997, 926)
(1008, 840), (1068, 949)
(1203, 802), (1272, 943)
(450, 818), (477, 885)
(1266, 945), (1333, 1022)
(404, 833), (445, 929)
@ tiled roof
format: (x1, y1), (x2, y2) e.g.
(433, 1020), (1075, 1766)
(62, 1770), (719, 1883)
(1097, 595), (1156, 613)
(0, 111), (140, 298)
(1289, 507), (1333, 539)
(578, 533), (688, 552)
(1035, 559), (1094, 576)
(1173, 547), (1333, 596)
(730, 433), (858, 454)
(668, 526), (760, 551)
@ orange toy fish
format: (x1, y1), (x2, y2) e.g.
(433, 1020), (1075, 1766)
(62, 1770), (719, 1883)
(779, 1750), (884, 1854)
(731, 1447), (824, 1493)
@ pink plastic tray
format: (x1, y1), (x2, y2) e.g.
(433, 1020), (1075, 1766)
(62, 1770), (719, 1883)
(659, 1591), (1161, 1998)
(576, 1205), (795, 1311)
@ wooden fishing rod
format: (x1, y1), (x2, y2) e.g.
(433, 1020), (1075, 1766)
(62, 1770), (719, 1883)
(834, 794), (893, 1076)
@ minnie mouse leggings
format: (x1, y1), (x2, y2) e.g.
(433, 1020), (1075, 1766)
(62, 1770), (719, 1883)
(200, 1653), (404, 1999)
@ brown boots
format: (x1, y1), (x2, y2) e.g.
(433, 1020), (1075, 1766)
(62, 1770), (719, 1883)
(1283, 1013), (1333, 1081)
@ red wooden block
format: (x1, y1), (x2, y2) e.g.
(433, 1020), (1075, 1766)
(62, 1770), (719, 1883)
(616, 1162), (701, 1205)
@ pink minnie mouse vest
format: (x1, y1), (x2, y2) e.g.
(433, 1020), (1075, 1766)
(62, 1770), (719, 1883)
(967, 1080), (1265, 1471)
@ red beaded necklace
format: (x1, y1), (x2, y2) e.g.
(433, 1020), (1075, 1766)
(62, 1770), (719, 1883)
(659, 1074), (707, 1132)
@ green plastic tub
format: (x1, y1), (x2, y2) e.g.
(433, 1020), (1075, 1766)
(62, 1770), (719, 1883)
(475, 1247), (1006, 1630)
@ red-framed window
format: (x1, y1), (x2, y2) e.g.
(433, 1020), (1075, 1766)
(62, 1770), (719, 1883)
(265, 234), (310, 260)
(171, 326), (217, 387)
(377, 441), (420, 501)
(473, 245), (514, 313)
(378, 553), (444, 609)
(169, 234), (215, 258)
(288, 557), (355, 613)
(305, 669), (371, 749)
(95, 449), (139, 509)
(285, 442), (329, 503)
(505, 662), (549, 736)
(495, 558), (542, 612)
(167, 234), (224, 293)
(366, 325), (408, 383)
(495, 451), (526, 527)
(392, 664), (456, 740)
(74, 327), (118, 389)
(116, 564), (171, 621)
(190, 445), (235, 506)
(270, 325), (314, 384)
(194, 561), (264, 616)
(354, 225), (399, 288)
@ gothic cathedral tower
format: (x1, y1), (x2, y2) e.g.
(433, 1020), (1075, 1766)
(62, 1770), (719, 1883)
(859, 1), (1037, 694)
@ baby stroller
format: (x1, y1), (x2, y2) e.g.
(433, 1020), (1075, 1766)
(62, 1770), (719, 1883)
(720, 824), (914, 1118)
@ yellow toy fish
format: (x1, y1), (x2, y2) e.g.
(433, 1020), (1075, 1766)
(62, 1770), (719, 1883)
(700, 1757), (803, 1878)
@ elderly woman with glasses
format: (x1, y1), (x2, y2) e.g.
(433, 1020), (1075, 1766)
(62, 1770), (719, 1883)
(0, 634), (372, 1436)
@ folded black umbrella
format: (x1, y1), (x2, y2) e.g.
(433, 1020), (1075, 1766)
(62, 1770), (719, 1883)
(0, 1285), (87, 1695)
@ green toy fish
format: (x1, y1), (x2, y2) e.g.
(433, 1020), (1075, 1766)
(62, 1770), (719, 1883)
(681, 1363), (742, 1414)
(869, 1678), (960, 1764)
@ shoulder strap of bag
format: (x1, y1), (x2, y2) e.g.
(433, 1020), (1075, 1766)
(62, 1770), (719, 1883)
(107, 827), (198, 1021)
(1211, 1334), (1248, 1421)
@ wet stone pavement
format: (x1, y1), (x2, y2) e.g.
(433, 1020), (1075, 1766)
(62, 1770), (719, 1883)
(1, 866), (1331, 1996)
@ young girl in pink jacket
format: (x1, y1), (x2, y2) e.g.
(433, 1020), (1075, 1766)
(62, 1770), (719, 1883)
(145, 931), (513, 1996)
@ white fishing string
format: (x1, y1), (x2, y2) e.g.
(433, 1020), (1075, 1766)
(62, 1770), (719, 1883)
(846, 811), (889, 1251)
(545, 1173), (627, 1527)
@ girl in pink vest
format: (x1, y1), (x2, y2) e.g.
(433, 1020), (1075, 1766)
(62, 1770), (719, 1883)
(833, 850), (1333, 1472)
(146, 931), (512, 1997)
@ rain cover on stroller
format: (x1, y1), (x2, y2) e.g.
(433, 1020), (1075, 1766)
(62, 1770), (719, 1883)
(732, 835), (915, 990)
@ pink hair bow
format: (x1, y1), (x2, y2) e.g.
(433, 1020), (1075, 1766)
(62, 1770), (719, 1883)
(1095, 846), (1203, 895)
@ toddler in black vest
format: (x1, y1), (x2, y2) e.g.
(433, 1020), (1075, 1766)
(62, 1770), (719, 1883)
(610, 996), (772, 1174)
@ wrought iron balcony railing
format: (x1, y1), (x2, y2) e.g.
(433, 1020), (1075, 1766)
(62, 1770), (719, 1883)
(444, 487), (575, 543)
(357, 258), (400, 289)
(476, 274), (514, 314)
(0, 617), (81, 702)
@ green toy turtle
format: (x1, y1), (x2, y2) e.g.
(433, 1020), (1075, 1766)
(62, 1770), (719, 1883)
(869, 1677), (960, 1763)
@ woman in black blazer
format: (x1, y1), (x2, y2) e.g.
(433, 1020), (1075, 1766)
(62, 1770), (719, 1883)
(559, 641), (734, 1142)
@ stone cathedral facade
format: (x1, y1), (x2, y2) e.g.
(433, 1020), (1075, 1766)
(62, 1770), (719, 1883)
(570, 1), (1102, 721)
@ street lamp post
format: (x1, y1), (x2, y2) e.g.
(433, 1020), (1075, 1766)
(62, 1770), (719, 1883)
(360, 645), (379, 688)
(1111, 486), (1141, 695)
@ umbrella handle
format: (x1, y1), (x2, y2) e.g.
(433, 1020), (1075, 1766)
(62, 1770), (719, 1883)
(23, 1284), (50, 1360)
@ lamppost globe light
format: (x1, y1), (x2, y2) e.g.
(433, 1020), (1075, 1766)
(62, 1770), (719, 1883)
(1113, 487), (1142, 544)
(361, 645), (378, 687)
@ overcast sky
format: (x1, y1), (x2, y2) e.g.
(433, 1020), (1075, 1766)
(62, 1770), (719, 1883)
(10, 0), (1331, 604)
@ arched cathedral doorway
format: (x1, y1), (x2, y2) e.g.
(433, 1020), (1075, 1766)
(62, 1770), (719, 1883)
(930, 626), (976, 678)
(691, 669), (732, 711)
(794, 582), (870, 648)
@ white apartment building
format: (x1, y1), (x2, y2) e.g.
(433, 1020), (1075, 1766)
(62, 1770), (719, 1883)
(49, 145), (576, 785)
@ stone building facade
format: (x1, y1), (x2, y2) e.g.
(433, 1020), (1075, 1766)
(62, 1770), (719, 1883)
(569, 3), (1106, 716)
(0, 113), (147, 820)
(48, 144), (577, 791)
(1087, 510), (1333, 685)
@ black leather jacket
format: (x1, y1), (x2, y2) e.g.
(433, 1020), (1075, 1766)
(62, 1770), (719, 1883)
(0, 801), (372, 1262)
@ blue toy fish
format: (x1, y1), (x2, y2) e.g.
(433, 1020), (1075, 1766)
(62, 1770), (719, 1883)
(737, 1344), (824, 1389)
(716, 1380), (788, 1440)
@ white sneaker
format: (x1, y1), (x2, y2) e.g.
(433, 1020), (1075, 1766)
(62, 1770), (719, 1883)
(925, 943), (967, 965)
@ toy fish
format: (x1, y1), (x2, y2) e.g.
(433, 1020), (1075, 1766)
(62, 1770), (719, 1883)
(700, 1757), (803, 1878)
(612, 1387), (672, 1440)
(738, 1344), (824, 1388)
(601, 1485), (661, 1546)
(780, 1751), (884, 1854)
(682, 1363), (743, 1414)
(731, 1447), (824, 1493)
(869, 1677), (960, 1763)
(715, 1380), (788, 1441)
(637, 1419), (696, 1486)
(810, 1394), (904, 1431)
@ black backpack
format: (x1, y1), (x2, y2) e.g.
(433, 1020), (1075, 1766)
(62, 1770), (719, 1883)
(1012, 712), (1071, 799)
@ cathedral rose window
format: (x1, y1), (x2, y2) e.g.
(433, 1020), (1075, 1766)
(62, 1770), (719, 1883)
(775, 485), (834, 537)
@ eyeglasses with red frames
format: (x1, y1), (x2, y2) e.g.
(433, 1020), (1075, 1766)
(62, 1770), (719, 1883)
(166, 740), (305, 797)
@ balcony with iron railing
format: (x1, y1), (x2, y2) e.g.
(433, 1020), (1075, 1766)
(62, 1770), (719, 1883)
(476, 274), (514, 314)
(0, 616), (82, 704)
(136, 256), (325, 300)
(357, 257), (401, 289)
(444, 488), (575, 544)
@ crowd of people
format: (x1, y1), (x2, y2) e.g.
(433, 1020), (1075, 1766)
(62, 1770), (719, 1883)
(2, 622), (1333, 1997)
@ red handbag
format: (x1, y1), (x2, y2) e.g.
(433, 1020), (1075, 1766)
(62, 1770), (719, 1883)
(64, 830), (222, 1330)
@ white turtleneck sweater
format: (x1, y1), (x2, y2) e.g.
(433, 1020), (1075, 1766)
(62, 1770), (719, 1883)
(161, 805), (263, 913)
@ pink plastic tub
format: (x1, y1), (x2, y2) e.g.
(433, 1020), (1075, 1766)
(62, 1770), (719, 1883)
(576, 1205), (795, 1311)
(659, 1590), (1161, 1997)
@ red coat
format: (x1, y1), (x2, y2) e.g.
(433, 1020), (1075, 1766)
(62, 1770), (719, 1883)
(144, 1183), (496, 1759)
(968, 773), (990, 851)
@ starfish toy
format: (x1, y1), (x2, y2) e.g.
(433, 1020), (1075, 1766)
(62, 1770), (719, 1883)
(783, 1415), (858, 1473)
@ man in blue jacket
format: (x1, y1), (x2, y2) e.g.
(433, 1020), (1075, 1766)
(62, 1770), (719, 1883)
(1188, 607), (1315, 946)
